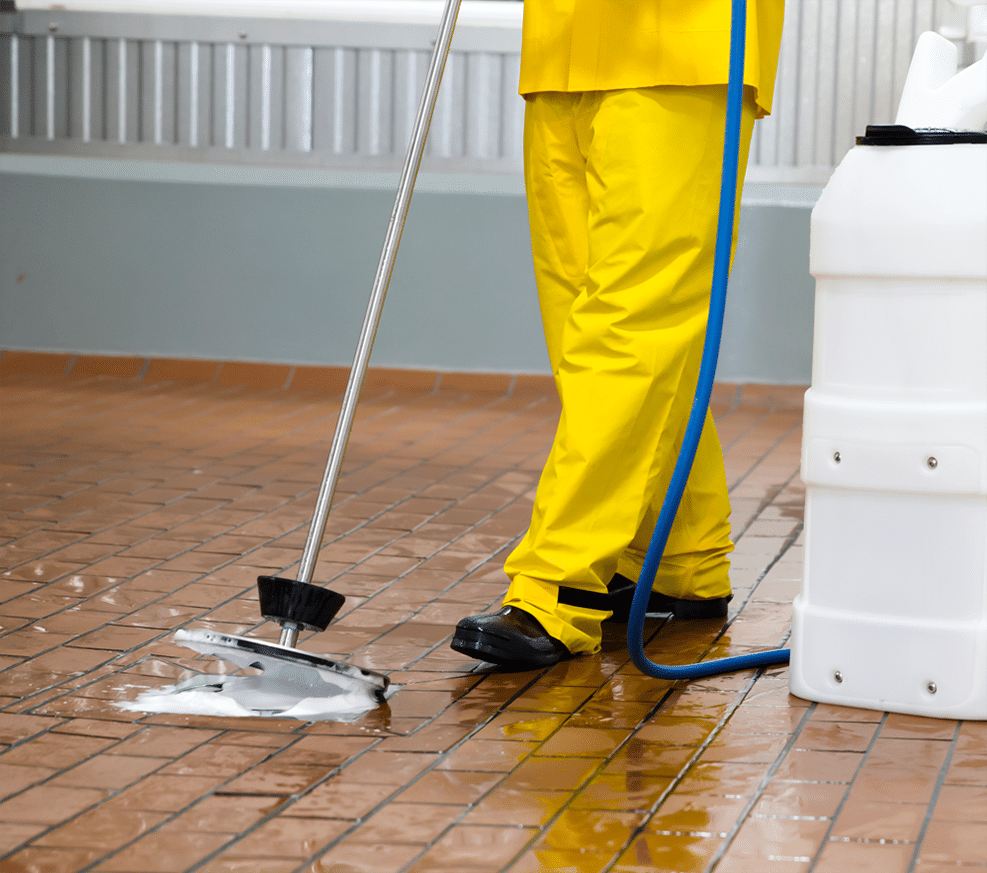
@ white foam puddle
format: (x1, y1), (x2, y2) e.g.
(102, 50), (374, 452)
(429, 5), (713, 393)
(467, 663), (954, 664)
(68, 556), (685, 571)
(119, 629), (396, 722)
(121, 674), (395, 721)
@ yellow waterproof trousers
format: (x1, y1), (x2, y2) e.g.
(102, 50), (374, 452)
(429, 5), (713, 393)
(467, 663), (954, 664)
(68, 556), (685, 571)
(503, 85), (757, 655)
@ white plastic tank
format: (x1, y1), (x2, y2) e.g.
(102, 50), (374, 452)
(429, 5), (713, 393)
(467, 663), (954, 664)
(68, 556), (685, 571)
(790, 31), (987, 719)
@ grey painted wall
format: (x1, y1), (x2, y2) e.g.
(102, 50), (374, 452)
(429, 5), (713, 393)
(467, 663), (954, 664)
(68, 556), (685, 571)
(0, 155), (816, 383)
(722, 192), (816, 384)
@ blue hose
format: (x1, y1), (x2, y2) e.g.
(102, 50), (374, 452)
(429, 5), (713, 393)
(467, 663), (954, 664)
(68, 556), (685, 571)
(627, 0), (790, 680)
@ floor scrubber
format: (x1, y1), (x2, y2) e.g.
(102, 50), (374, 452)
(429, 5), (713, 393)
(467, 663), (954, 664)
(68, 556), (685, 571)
(172, 0), (466, 704)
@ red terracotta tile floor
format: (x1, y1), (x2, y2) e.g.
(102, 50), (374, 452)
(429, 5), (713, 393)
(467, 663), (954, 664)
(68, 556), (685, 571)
(2, 354), (985, 873)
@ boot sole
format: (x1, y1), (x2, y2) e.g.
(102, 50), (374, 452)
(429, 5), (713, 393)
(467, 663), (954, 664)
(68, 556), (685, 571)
(450, 626), (568, 669)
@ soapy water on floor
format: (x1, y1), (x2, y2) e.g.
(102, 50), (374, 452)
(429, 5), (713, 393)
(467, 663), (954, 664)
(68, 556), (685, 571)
(119, 629), (397, 722)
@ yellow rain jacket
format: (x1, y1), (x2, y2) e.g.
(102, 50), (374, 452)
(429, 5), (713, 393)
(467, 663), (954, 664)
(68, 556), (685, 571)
(519, 0), (784, 117)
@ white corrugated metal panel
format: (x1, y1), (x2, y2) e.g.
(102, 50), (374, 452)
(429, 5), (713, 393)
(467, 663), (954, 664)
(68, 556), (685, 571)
(748, 0), (961, 183)
(0, 2), (525, 172)
(0, 0), (974, 180)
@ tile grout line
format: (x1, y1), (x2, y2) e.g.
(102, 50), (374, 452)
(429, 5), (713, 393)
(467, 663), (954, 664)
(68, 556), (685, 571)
(1, 473), (528, 720)
(412, 652), (683, 873)
(719, 402), (792, 455)
(701, 700), (818, 871)
(719, 385), (803, 444)
(600, 454), (806, 869)
(384, 418), (808, 871)
(708, 468), (804, 654)
(1, 383), (546, 557)
(905, 719), (965, 873)
(246, 670), (558, 873)
(726, 419), (803, 499)
(0, 354), (552, 396)
(803, 711), (891, 871)
(66, 729), (387, 873)
(2, 384), (560, 736)
(1, 719), (260, 866)
(2, 378), (387, 507)
(594, 677), (814, 873)
(5, 374), (265, 434)
(2, 450), (536, 717)
(292, 602), (686, 871)
(2, 371), (476, 506)
(0, 390), (554, 692)
(491, 532), (802, 871)
(226, 390), (560, 658)
(1, 376), (817, 871)
(606, 615), (795, 868)
(4, 381), (779, 722)
(0, 385), (331, 543)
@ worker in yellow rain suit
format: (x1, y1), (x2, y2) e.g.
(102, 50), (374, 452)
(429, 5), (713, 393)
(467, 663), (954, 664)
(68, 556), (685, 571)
(452, 1), (785, 668)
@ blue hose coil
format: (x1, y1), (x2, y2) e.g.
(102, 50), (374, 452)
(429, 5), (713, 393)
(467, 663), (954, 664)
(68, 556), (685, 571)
(627, 0), (791, 680)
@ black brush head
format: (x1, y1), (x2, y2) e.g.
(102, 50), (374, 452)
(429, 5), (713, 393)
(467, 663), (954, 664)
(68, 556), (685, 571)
(257, 576), (345, 632)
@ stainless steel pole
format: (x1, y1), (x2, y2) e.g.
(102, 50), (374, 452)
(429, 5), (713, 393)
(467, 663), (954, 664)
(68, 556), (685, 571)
(295, 0), (464, 588)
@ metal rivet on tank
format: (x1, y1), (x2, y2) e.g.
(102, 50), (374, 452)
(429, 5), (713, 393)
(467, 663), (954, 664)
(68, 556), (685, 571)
(927, 456), (938, 469)
(834, 671), (844, 683)
(833, 451), (841, 464)
(48, 23), (58, 33)
(927, 682), (937, 694)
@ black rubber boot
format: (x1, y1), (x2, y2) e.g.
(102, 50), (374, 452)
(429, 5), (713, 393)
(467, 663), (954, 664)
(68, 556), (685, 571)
(605, 574), (731, 622)
(451, 606), (571, 669)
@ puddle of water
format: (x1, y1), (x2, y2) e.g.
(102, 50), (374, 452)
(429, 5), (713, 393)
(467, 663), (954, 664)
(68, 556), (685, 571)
(119, 629), (396, 722)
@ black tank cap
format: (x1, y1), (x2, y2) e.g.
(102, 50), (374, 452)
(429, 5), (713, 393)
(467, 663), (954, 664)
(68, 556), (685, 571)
(856, 124), (987, 146)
